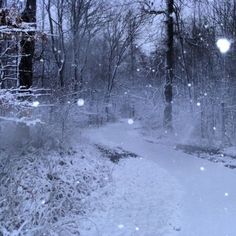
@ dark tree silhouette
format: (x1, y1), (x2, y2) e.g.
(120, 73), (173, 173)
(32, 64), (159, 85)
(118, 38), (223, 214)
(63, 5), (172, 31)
(164, 0), (174, 130)
(19, 0), (36, 89)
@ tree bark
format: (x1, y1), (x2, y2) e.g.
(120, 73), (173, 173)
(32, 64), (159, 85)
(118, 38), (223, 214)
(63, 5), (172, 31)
(19, 0), (36, 89)
(164, 0), (174, 130)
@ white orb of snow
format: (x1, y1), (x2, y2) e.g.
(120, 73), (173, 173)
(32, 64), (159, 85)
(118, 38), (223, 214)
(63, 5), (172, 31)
(77, 99), (85, 107)
(118, 224), (124, 229)
(216, 38), (231, 54)
(41, 199), (46, 205)
(188, 83), (192, 87)
(225, 192), (229, 197)
(32, 101), (40, 107)
(200, 166), (205, 171)
(135, 227), (140, 231)
(197, 102), (201, 107)
(128, 119), (134, 125)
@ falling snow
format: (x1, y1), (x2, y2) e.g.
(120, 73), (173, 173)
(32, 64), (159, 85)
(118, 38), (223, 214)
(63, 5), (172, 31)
(77, 99), (85, 107)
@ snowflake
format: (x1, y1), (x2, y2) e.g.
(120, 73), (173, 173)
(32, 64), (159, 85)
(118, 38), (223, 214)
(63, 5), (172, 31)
(118, 224), (124, 229)
(216, 38), (231, 54)
(200, 167), (205, 171)
(77, 99), (85, 107)
(128, 119), (134, 125)
(32, 101), (40, 107)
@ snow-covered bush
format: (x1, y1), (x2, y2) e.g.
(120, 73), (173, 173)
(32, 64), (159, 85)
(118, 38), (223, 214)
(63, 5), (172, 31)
(0, 89), (45, 148)
(0, 144), (112, 236)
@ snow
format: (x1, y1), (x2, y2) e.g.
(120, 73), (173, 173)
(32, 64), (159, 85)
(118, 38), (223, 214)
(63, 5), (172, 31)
(216, 38), (231, 54)
(79, 152), (182, 236)
(77, 99), (85, 107)
(0, 116), (44, 126)
(0, 144), (113, 236)
(127, 118), (134, 125)
(32, 101), (40, 107)
(223, 146), (236, 157)
(85, 121), (236, 236)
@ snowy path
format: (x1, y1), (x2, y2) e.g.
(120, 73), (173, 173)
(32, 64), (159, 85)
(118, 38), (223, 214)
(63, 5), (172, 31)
(85, 121), (236, 236)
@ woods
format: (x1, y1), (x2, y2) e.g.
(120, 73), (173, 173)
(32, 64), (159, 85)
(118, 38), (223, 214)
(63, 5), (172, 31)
(1, 0), (236, 235)
(0, 0), (236, 145)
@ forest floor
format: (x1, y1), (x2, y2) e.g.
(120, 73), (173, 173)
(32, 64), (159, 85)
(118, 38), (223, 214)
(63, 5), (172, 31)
(82, 120), (236, 236)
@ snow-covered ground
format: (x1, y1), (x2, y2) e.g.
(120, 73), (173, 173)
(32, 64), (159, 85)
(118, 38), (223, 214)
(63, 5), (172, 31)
(79, 150), (182, 236)
(85, 120), (236, 236)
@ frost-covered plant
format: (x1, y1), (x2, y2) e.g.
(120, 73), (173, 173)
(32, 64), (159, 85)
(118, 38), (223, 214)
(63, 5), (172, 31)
(0, 89), (44, 124)
(0, 145), (112, 236)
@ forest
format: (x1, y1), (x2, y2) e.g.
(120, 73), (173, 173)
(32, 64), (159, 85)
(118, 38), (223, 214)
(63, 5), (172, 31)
(0, 0), (236, 236)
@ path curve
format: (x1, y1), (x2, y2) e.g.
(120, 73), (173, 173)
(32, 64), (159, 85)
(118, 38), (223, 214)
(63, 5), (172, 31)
(85, 121), (236, 236)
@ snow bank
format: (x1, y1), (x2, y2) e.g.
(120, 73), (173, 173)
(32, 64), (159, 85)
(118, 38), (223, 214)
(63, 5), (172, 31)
(0, 144), (113, 236)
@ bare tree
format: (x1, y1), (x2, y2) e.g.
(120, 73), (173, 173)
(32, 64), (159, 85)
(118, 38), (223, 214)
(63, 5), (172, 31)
(141, 0), (174, 130)
(46, 0), (66, 89)
(164, 0), (174, 130)
(18, 0), (37, 89)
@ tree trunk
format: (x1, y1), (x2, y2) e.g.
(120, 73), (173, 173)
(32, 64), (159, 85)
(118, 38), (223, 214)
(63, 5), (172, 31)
(164, 0), (174, 130)
(19, 0), (36, 89)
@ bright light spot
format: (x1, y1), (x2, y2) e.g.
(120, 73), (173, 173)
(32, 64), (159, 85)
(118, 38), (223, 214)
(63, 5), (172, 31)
(216, 38), (231, 54)
(197, 102), (201, 107)
(40, 58), (44, 63)
(213, 127), (216, 131)
(200, 166), (205, 171)
(32, 101), (40, 107)
(128, 119), (134, 125)
(135, 227), (140, 231)
(41, 199), (46, 204)
(136, 68), (140, 72)
(188, 83), (192, 87)
(77, 99), (85, 107)
(118, 224), (124, 229)
(225, 192), (229, 197)
(204, 92), (208, 96)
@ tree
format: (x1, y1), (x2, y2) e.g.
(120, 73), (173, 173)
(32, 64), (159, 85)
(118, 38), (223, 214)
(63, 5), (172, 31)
(141, 0), (174, 130)
(18, 0), (37, 89)
(164, 0), (174, 130)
